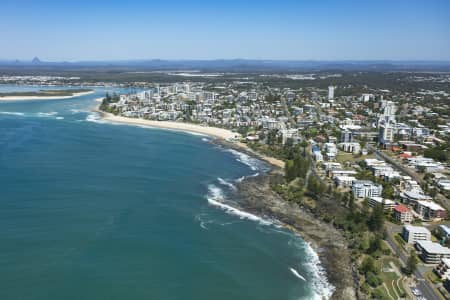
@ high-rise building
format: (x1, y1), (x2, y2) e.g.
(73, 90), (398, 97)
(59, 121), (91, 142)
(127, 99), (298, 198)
(340, 130), (353, 143)
(328, 86), (335, 100)
(378, 100), (397, 144)
(184, 83), (190, 94)
(378, 120), (395, 144)
(380, 100), (396, 121)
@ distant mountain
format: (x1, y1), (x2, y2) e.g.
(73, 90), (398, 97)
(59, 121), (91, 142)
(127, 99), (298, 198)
(0, 58), (449, 72)
(31, 57), (41, 64)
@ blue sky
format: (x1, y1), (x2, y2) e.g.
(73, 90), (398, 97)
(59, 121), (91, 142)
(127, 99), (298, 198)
(1, 0), (449, 61)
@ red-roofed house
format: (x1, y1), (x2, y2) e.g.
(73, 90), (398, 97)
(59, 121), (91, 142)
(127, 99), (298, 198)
(392, 146), (402, 152)
(394, 204), (413, 223)
(399, 153), (413, 159)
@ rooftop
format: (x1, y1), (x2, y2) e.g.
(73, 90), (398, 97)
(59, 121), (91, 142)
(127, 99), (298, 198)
(370, 197), (395, 205)
(439, 225), (450, 235)
(442, 258), (450, 267)
(404, 225), (431, 234)
(403, 190), (432, 200)
(394, 204), (410, 213)
(417, 200), (445, 211)
(416, 240), (450, 254)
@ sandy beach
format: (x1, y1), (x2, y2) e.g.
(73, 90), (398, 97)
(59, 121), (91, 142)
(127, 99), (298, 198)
(0, 90), (94, 101)
(98, 110), (285, 169)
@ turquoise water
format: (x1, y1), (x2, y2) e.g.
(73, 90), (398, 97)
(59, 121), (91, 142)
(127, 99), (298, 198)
(0, 86), (333, 300)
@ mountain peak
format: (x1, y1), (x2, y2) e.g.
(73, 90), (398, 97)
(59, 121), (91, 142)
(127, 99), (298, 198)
(31, 57), (41, 64)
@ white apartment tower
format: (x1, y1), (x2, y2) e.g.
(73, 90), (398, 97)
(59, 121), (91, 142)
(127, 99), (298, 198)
(381, 100), (396, 121)
(379, 121), (395, 144)
(184, 83), (190, 94)
(378, 100), (397, 144)
(352, 180), (383, 198)
(328, 86), (335, 100)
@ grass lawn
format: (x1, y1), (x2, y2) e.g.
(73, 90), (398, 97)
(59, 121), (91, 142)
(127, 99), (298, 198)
(378, 257), (407, 298)
(336, 152), (374, 164)
(382, 256), (403, 269)
(373, 286), (393, 300)
(393, 233), (407, 252)
(425, 270), (442, 284)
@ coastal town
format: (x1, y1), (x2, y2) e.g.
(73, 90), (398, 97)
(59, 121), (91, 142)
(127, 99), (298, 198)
(1, 1), (449, 299)
(1, 67), (450, 300)
(97, 76), (450, 300)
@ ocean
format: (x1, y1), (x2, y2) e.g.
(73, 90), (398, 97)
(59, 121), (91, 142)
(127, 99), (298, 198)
(0, 85), (333, 300)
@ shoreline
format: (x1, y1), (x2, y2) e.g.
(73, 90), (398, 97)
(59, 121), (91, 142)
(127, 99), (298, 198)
(236, 173), (357, 300)
(96, 108), (285, 169)
(94, 106), (353, 299)
(0, 90), (94, 101)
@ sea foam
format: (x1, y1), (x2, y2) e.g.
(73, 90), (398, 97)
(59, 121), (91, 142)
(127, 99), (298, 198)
(37, 112), (58, 117)
(70, 108), (89, 114)
(226, 149), (261, 171)
(235, 172), (260, 183)
(194, 213), (213, 230)
(217, 177), (237, 191)
(206, 183), (333, 298)
(85, 112), (109, 124)
(289, 238), (335, 300)
(0, 111), (25, 116)
(206, 184), (272, 226)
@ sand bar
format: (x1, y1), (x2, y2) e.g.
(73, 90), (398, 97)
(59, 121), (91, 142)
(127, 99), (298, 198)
(0, 90), (94, 101)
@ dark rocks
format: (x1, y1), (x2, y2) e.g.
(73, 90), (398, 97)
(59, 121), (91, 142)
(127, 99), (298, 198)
(236, 172), (357, 300)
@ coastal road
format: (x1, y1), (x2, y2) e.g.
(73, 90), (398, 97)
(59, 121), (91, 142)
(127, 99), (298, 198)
(385, 223), (440, 300)
(367, 143), (450, 212)
(366, 144), (424, 185)
(280, 95), (296, 127)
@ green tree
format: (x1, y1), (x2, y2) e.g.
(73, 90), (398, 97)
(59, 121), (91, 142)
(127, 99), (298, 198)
(359, 256), (377, 275)
(285, 138), (294, 147)
(300, 140), (308, 156)
(382, 184), (394, 199)
(424, 148), (448, 162)
(348, 193), (355, 213)
(368, 204), (384, 232)
(366, 272), (382, 287)
(307, 176), (326, 198)
(285, 160), (296, 182)
(292, 154), (310, 179)
(368, 234), (382, 255)
(267, 130), (278, 145)
(403, 250), (418, 276)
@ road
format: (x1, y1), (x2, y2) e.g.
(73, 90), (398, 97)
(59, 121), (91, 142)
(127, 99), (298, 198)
(366, 144), (424, 185)
(285, 98), (440, 299)
(385, 223), (440, 300)
(280, 96), (297, 127)
(367, 143), (450, 216)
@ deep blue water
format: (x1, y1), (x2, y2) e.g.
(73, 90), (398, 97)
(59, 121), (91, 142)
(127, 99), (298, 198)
(0, 86), (333, 300)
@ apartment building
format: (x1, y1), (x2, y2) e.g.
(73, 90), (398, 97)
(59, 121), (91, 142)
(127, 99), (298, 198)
(402, 225), (431, 244)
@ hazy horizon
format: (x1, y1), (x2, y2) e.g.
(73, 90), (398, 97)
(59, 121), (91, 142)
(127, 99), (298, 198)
(3, 58), (450, 63)
(1, 0), (449, 61)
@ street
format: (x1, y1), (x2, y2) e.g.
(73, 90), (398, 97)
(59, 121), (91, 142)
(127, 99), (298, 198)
(385, 223), (440, 300)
